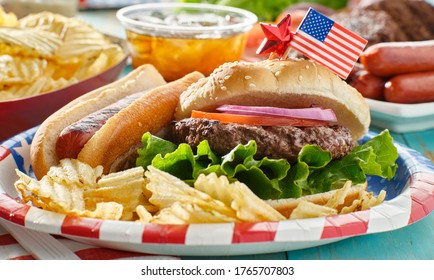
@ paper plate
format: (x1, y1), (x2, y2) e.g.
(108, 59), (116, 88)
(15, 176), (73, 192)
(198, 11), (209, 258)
(0, 127), (433, 256)
(366, 98), (434, 133)
(0, 35), (129, 142)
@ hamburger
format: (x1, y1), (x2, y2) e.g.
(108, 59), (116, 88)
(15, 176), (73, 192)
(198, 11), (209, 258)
(136, 58), (398, 215)
(170, 58), (368, 163)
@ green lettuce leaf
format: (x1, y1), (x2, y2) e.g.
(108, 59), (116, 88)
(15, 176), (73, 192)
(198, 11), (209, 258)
(136, 130), (398, 200)
(136, 132), (177, 168)
(355, 129), (398, 180)
(151, 143), (196, 181)
(220, 141), (291, 199)
(192, 140), (223, 179)
(307, 130), (398, 194)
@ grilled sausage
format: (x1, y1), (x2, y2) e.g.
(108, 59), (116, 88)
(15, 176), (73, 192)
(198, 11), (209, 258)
(349, 70), (386, 100)
(360, 40), (434, 77)
(384, 71), (434, 104)
(56, 90), (149, 159)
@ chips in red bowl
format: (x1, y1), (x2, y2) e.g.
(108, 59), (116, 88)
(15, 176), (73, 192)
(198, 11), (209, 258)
(0, 38), (128, 142)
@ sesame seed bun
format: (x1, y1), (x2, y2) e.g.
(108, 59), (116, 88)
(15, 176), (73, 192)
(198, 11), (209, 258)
(175, 58), (370, 140)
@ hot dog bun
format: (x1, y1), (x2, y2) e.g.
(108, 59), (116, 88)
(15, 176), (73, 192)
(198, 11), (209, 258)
(176, 58), (370, 140)
(31, 64), (204, 179)
(31, 64), (166, 179)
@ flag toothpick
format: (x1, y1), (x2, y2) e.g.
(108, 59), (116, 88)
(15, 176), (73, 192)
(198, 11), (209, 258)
(256, 8), (368, 79)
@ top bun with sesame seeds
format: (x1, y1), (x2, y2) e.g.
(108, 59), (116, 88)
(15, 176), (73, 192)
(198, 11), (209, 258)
(175, 58), (369, 140)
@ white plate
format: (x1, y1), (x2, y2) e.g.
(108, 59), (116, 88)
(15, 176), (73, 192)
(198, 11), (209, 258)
(366, 98), (434, 133)
(0, 127), (433, 256)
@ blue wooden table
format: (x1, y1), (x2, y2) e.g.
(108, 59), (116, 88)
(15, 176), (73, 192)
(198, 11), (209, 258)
(73, 10), (434, 260)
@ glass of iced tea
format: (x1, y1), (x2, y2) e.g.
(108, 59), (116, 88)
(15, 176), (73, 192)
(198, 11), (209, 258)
(116, 3), (257, 81)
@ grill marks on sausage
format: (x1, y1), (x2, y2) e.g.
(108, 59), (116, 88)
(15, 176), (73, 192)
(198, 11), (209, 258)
(56, 91), (147, 159)
(166, 118), (356, 162)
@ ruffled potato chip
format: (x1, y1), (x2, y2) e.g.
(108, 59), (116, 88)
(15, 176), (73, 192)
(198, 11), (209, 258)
(341, 189), (386, 214)
(194, 173), (286, 222)
(136, 205), (153, 223)
(14, 159), (146, 221)
(151, 202), (238, 224)
(145, 167), (284, 223)
(0, 55), (48, 85)
(290, 201), (338, 219)
(85, 167), (145, 220)
(15, 170), (85, 213)
(0, 27), (62, 58)
(0, 7), (18, 27)
(47, 158), (103, 188)
(145, 167), (236, 219)
(73, 202), (123, 220)
(289, 181), (387, 219)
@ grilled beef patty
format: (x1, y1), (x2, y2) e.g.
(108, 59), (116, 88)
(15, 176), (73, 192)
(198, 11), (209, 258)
(166, 118), (356, 162)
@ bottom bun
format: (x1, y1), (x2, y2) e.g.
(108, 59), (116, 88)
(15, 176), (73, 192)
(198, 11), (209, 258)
(265, 182), (368, 218)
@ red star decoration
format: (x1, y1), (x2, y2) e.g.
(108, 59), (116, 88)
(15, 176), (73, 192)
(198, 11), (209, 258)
(256, 14), (293, 59)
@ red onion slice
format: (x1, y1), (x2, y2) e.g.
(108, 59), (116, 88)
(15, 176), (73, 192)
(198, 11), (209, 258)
(216, 105), (337, 122)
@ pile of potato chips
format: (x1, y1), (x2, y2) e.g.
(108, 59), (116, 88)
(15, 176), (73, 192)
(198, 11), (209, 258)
(0, 7), (126, 101)
(15, 159), (144, 220)
(286, 181), (386, 219)
(14, 158), (386, 223)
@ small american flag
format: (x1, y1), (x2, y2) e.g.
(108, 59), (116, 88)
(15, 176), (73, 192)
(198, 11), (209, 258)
(288, 8), (367, 79)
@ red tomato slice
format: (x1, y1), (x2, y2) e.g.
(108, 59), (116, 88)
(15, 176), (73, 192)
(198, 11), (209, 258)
(191, 111), (327, 127)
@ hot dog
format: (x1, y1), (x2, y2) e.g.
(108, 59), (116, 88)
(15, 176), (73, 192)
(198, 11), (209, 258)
(31, 64), (204, 179)
(56, 90), (151, 159)
(349, 70), (386, 100)
(384, 71), (434, 104)
(77, 71), (204, 174)
(360, 40), (434, 77)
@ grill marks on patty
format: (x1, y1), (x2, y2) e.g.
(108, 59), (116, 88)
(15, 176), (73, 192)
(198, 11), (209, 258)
(166, 118), (356, 162)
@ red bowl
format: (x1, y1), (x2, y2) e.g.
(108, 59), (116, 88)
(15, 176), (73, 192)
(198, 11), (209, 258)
(0, 37), (129, 142)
